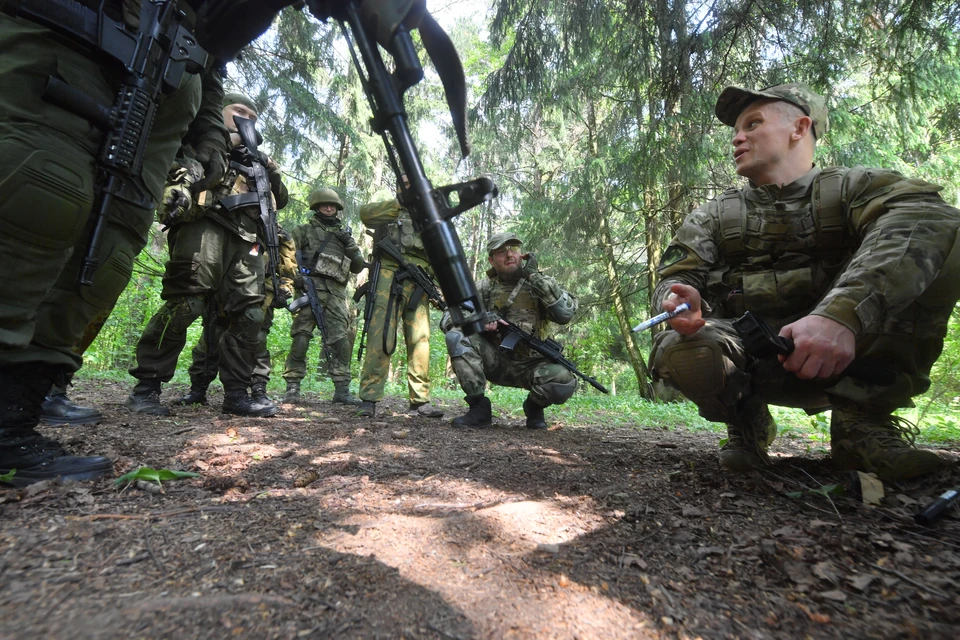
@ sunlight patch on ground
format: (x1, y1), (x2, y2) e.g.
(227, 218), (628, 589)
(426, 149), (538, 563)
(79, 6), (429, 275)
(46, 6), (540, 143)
(311, 505), (659, 638)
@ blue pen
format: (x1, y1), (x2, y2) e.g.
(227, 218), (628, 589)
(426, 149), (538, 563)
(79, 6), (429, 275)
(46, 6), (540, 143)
(631, 302), (691, 332)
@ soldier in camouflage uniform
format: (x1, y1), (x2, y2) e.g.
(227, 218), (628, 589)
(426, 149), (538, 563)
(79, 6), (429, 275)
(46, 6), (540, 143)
(125, 92), (288, 418)
(355, 180), (445, 418)
(282, 188), (365, 406)
(650, 83), (960, 481)
(444, 233), (579, 430)
(178, 225), (297, 406)
(0, 2), (230, 485)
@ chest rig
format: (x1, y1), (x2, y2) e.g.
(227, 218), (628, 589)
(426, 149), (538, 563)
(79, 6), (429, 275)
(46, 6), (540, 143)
(301, 218), (352, 285)
(372, 207), (428, 262)
(711, 167), (856, 322)
(484, 277), (545, 341)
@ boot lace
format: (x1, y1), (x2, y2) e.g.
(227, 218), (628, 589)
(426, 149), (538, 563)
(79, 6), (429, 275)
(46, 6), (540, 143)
(835, 408), (919, 449)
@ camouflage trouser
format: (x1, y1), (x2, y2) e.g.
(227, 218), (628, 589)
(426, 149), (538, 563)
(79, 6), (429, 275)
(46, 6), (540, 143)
(129, 218), (265, 392)
(283, 282), (353, 385)
(358, 265), (431, 404)
(188, 303), (276, 388)
(445, 330), (577, 406)
(650, 296), (960, 422)
(0, 15), (201, 372)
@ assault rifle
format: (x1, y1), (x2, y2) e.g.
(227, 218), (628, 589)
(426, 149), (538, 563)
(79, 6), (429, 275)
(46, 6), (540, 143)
(376, 238), (446, 313)
(352, 237), (446, 357)
(733, 311), (897, 386)
(288, 249), (334, 365)
(497, 319), (610, 394)
(20, 0), (208, 285)
(227, 116), (284, 304)
(353, 259), (381, 363)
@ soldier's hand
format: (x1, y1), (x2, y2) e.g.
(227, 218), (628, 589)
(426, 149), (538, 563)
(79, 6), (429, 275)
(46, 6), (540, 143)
(521, 252), (539, 277)
(161, 186), (192, 222)
(272, 289), (292, 309)
(779, 315), (855, 380)
(335, 228), (354, 244)
(191, 133), (228, 195)
(664, 284), (704, 336)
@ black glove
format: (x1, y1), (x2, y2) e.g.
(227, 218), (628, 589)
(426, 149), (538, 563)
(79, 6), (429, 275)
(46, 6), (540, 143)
(521, 252), (539, 278)
(191, 132), (228, 195)
(335, 227), (354, 244)
(271, 287), (292, 309)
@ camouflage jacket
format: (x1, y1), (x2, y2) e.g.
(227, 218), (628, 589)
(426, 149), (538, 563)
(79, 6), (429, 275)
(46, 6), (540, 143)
(653, 166), (960, 335)
(291, 214), (364, 293)
(473, 269), (577, 347)
(359, 199), (430, 270)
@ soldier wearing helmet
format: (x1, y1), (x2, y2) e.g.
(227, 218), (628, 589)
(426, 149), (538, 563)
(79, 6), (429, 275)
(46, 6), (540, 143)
(282, 187), (365, 405)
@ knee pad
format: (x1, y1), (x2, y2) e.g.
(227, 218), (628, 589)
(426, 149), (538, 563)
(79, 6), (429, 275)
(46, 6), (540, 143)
(233, 305), (265, 340)
(445, 330), (472, 358)
(657, 338), (727, 401)
(539, 378), (578, 405)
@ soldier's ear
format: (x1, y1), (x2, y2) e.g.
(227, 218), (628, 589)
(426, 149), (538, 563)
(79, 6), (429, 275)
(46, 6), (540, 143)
(791, 115), (813, 141)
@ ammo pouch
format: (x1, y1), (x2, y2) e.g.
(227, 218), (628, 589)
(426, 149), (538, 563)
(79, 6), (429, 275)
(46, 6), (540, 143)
(312, 251), (351, 285)
(738, 267), (818, 319)
(373, 213), (427, 260)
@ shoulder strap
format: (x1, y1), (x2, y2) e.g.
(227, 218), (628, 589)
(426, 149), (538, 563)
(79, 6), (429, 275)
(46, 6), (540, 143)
(812, 167), (847, 250)
(718, 189), (745, 260)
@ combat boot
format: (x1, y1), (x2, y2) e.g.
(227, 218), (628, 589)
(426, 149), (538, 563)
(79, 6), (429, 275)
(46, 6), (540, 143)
(719, 400), (777, 472)
(830, 402), (949, 481)
(523, 396), (549, 430)
(409, 401), (444, 418)
(40, 389), (103, 426)
(332, 382), (362, 406)
(356, 401), (376, 418)
(124, 380), (170, 416)
(0, 364), (112, 487)
(283, 380), (301, 404)
(174, 383), (209, 406)
(222, 390), (279, 418)
(251, 377), (272, 405)
(452, 395), (492, 429)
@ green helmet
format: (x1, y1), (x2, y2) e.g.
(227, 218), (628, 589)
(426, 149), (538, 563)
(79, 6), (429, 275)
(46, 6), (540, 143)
(308, 187), (344, 211)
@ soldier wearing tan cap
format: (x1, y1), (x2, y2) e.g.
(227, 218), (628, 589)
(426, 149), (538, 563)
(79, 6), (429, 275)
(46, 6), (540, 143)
(650, 82), (960, 481)
(443, 232), (579, 430)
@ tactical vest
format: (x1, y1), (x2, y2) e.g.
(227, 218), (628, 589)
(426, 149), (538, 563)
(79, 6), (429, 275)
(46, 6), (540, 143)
(483, 276), (547, 340)
(373, 207), (428, 262)
(709, 167), (858, 322)
(300, 218), (352, 285)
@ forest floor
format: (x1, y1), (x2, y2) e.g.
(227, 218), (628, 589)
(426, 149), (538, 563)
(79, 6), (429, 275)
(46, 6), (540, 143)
(2, 378), (959, 640)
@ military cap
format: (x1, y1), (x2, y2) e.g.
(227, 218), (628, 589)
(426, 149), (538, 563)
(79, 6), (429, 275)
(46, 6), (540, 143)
(715, 83), (829, 138)
(223, 92), (258, 115)
(487, 231), (522, 254)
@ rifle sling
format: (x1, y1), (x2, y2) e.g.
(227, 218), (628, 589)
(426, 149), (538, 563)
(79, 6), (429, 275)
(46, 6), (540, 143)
(382, 273), (405, 356)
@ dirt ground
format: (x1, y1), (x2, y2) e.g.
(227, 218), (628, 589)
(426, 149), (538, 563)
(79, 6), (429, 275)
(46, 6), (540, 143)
(2, 379), (959, 640)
